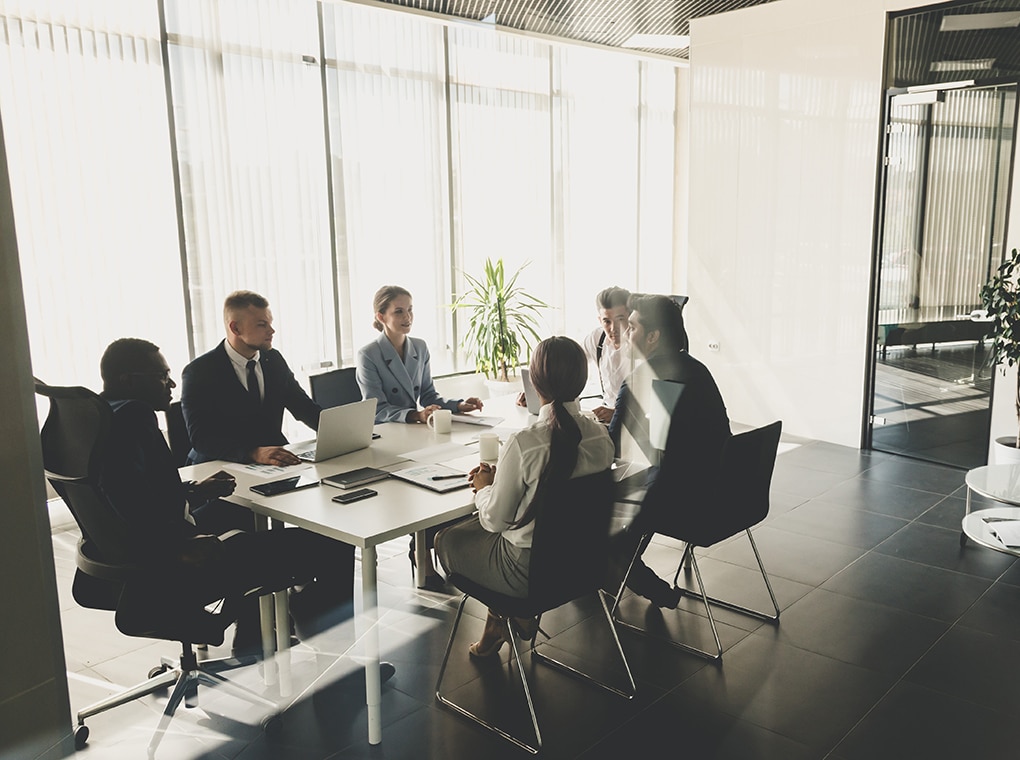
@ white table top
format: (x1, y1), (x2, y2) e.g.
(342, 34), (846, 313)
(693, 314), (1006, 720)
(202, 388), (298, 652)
(965, 464), (1020, 507)
(181, 394), (535, 548)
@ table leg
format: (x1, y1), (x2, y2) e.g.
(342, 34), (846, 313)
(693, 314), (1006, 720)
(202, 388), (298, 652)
(359, 544), (382, 744)
(255, 513), (278, 686)
(272, 517), (292, 697)
(961, 487), (972, 547)
(414, 529), (429, 588)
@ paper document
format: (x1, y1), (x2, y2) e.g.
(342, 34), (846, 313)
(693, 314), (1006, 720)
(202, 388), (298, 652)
(451, 414), (504, 427)
(222, 462), (303, 479)
(985, 518), (1020, 548)
(399, 442), (476, 464)
(391, 463), (471, 493)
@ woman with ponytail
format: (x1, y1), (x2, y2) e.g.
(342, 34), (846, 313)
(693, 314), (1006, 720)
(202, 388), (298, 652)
(435, 336), (613, 657)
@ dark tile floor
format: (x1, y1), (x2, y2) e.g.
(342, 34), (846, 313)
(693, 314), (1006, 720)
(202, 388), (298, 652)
(51, 439), (1020, 759)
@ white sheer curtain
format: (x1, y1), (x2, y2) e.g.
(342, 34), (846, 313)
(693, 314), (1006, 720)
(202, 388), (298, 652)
(166, 0), (335, 374)
(447, 27), (556, 350)
(2, 0), (684, 391)
(0, 0), (187, 388)
(322, 2), (451, 367)
(555, 45), (640, 341)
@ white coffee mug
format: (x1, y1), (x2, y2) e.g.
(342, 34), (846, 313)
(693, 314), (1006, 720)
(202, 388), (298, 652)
(427, 408), (452, 434)
(478, 431), (500, 462)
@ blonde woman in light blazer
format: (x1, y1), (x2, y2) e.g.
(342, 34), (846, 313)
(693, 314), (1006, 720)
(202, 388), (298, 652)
(356, 285), (484, 588)
(356, 285), (483, 424)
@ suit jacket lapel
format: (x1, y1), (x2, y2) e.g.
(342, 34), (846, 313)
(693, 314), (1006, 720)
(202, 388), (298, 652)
(377, 333), (417, 401)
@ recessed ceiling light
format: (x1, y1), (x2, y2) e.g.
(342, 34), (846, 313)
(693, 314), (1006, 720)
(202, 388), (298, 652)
(940, 12), (1020, 32)
(930, 58), (995, 72)
(621, 34), (690, 50)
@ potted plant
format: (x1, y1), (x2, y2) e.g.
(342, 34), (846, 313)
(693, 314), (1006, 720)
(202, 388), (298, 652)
(453, 258), (549, 386)
(980, 247), (1020, 462)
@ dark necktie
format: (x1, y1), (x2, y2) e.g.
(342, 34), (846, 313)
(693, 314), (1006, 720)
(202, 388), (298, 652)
(246, 359), (261, 405)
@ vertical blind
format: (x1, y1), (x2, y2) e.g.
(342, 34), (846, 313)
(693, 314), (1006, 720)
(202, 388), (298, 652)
(1, 0), (682, 394)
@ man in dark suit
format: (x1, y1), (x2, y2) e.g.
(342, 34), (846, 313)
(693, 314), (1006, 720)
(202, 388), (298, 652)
(180, 291), (356, 651)
(97, 338), (362, 653)
(182, 290), (320, 467)
(609, 294), (731, 608)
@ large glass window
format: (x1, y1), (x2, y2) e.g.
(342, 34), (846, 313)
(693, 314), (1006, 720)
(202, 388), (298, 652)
(166, 0), (335, 373)
(0, 0), (188, 388)
(2, 0), (683, 399)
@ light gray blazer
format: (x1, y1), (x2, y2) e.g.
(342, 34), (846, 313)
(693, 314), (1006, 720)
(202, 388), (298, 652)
(355, 333), (461, 423)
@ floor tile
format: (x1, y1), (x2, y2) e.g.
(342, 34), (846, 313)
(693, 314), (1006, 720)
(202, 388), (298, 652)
(833, 681), (1015, 760)
(905, 626), (1020, 715)
(669, 636), (894, 752)
(873, 521), (1017, 579)
(767, 499), (908, 549)
(755, 588), (947, 674)
(821, 551), (991, 621)
(816, 477), (945, 519)
(46, 439), (1020, 759)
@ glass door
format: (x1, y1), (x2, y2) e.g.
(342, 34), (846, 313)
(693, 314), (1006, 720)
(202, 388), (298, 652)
(869, 84), (1017, 469)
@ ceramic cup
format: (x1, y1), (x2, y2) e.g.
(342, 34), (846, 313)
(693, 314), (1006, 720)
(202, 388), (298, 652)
(427, 408), (452, 434)
(478, 431), (500, 462)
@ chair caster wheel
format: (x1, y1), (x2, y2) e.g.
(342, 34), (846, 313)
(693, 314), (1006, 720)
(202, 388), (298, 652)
(74, 723), (89, 750)
(148, 664), (169, 679)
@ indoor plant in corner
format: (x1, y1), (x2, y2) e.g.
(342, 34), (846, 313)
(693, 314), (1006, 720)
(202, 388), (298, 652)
(980, 247), (1020, 464)
(453, 258), (548, 390)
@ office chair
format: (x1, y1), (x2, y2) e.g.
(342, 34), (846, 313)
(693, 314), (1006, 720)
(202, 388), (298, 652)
(612, 420), (782, 660)
(309, 367), (361, 409)
(165, 400), (190, 468)
(35, 383), (286, 756)
(435, 469), (635, 754)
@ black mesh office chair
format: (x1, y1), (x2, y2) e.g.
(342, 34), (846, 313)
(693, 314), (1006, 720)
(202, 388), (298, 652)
(435, 469), (635, 754)
(36, 383), (286, 755)
(309, 367), (361, 408)
(612, 420), (783, 660)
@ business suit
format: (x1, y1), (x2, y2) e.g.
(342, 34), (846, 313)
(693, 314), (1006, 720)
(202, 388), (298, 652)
(356, 333), (460, 423)
(181, 340), (353, 638)
(99, 396), (353, 644)
(609, 350), (730, 603)
(181, 340), (321, 464)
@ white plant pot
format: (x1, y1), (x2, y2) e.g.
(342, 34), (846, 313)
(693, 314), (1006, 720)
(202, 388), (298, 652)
(483, 377), (522, 398)
(993, 436), (1020, 465)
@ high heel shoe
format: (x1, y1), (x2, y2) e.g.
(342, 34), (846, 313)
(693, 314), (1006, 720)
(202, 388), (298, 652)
(468, 631), (508, 657)
(509, 615), (540, 642)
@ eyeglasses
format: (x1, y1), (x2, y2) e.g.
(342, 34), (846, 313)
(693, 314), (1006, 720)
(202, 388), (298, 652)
(127, 370), (172, 383)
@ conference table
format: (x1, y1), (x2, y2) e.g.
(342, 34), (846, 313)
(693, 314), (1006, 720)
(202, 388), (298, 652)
(181, 393), (531, 745)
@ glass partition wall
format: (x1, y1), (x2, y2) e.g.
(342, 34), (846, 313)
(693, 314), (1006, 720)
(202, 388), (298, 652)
(869, 84), (1017, 469)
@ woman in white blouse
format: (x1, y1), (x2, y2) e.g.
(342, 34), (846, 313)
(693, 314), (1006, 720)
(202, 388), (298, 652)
(435, 336), (614, 656)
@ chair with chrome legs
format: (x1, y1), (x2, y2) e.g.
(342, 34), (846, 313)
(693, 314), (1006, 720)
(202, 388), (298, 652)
(36, 382), (291, 756)
(612, 420), (783, 660)
(435, 468), (635, 754)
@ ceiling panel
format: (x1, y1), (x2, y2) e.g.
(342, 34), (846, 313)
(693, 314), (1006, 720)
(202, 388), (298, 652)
(371, 0), (779, 58)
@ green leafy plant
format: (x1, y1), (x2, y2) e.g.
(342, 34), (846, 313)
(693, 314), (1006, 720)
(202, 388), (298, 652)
(981, 247), (1020, 447)
(453, 258), (549, 382)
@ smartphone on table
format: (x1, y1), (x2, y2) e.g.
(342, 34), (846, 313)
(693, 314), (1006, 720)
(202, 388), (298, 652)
(332, 488), (377, 504)
(249, 471), (320, 497)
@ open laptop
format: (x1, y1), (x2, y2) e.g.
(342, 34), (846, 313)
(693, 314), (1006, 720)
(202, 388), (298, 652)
(520, 367), (542, 415)
(288, 397), (377, 462)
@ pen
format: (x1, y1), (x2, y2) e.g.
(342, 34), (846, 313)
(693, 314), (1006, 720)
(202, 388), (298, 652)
(431, 474), (466, 481)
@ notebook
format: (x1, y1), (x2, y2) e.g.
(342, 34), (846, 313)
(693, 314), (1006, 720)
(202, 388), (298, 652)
(520, 367), (541, 415)
(321, 466), (390, 490)
(288, 397), (378, 462)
